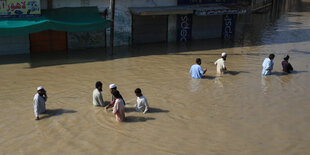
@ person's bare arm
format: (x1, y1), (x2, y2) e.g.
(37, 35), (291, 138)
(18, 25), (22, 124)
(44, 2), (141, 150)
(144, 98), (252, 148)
(203, 67), (207, 74)
(105, 104), (112, 109)
(105, 100), (114, 109)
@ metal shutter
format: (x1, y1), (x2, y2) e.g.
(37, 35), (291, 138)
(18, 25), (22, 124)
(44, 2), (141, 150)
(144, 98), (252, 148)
(192, 15), (223, 40)
(132, 15), (168, 44)
(0, 35), (30, 55)
(30, 30), (67, 53)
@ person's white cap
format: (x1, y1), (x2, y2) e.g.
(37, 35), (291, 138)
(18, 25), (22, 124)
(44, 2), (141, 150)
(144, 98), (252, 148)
(109, 84), (116, 89)
(221, 52), (227, 57)
(37, 86), (44, 91)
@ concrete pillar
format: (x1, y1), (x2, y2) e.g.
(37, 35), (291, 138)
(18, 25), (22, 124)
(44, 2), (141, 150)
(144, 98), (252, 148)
(168, 14), (177, 42)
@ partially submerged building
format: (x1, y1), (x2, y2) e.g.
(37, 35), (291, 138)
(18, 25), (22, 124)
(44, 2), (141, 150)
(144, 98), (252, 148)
(0, 0), (247, 55)
(0, 0), (110, 55)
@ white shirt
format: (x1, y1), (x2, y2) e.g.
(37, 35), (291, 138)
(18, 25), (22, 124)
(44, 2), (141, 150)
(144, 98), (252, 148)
(214, 58), (226, 73)
(93, 89), (105, 106)
(135, 96), (149, 114)
(262, 58), (274, 75)
(33, 93), (47, 117)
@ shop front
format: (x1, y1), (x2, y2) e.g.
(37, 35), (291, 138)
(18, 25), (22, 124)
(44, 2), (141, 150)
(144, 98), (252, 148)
(132, 15), (168, 44)
(0, 4), (110, 55)
(130, 3), (246, 44)
(176, 4), (246, 42)
(0, 0), (40, 55)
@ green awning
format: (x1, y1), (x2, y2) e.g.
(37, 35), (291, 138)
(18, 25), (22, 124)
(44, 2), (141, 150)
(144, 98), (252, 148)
(0, 7), (110, 36)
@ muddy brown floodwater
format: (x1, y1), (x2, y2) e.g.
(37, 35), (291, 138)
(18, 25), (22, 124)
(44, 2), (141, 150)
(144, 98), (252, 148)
(1, 1), (310, 154)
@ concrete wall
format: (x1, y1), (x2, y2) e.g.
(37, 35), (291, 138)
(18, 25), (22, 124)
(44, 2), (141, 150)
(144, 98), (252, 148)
(0, 0), (178, 55)
(168, 15), (177, 42)
(67, 31), (106, 50)
(52, 0), (177, 46)
(251, 0), (273, 11)
(110, 0), (177, 46)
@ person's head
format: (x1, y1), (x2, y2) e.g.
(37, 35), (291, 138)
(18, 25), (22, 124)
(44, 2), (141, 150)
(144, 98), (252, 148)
(221, 52), (227, 60)
(284, 55), (290, 61)
(269, 54), (275, 60)
(37, 86), (45, 96)
(109, 84), (117, 93)
(135, 88), (142, 97)
(95, 81), (103, 91)
(196, 58), (201, 65)
(111, 89), (121, 99)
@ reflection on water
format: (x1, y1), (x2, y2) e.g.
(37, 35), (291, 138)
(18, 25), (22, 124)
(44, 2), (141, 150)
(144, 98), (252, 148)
(261, 75), (271, 93)
(189, 78), (202, 92)
(1, 0), (310, 154)
(214, 76), (224, 88)
(280, 73), (293, 88)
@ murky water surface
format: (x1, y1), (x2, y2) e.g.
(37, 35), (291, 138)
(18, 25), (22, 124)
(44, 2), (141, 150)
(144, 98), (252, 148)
(1, 1), (310, 154)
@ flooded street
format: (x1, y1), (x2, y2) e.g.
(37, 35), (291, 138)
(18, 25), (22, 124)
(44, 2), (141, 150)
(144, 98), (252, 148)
(1, 1), (310, 154)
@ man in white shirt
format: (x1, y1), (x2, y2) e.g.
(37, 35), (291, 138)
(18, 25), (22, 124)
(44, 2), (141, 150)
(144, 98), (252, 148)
(135, 88), (149, 114)
(262, 54), (275, 76)
(214, 52), (227, 74)
(33, 86), (48, 120)
(93, 81), (106, 107)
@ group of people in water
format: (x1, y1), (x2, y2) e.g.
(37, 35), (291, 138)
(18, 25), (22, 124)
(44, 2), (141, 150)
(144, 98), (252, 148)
(33, 52), (294, 122)
(33, 84), (149, 122)
(190, 52), (294, 79)
(92, 83), (149, 122)
(262, 54), (293, 75)
(190, 52), (228, 78)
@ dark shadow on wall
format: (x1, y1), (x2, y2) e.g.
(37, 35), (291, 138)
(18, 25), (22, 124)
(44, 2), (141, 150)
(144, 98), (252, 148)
(0, 54), (30, 65)
(39, 109), (77, 120)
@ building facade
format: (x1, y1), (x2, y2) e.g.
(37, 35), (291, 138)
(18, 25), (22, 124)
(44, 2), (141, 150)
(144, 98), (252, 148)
(0, 0), (246, 55)
(0, 0), (110, 55)
(112, 0), (246, 45)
